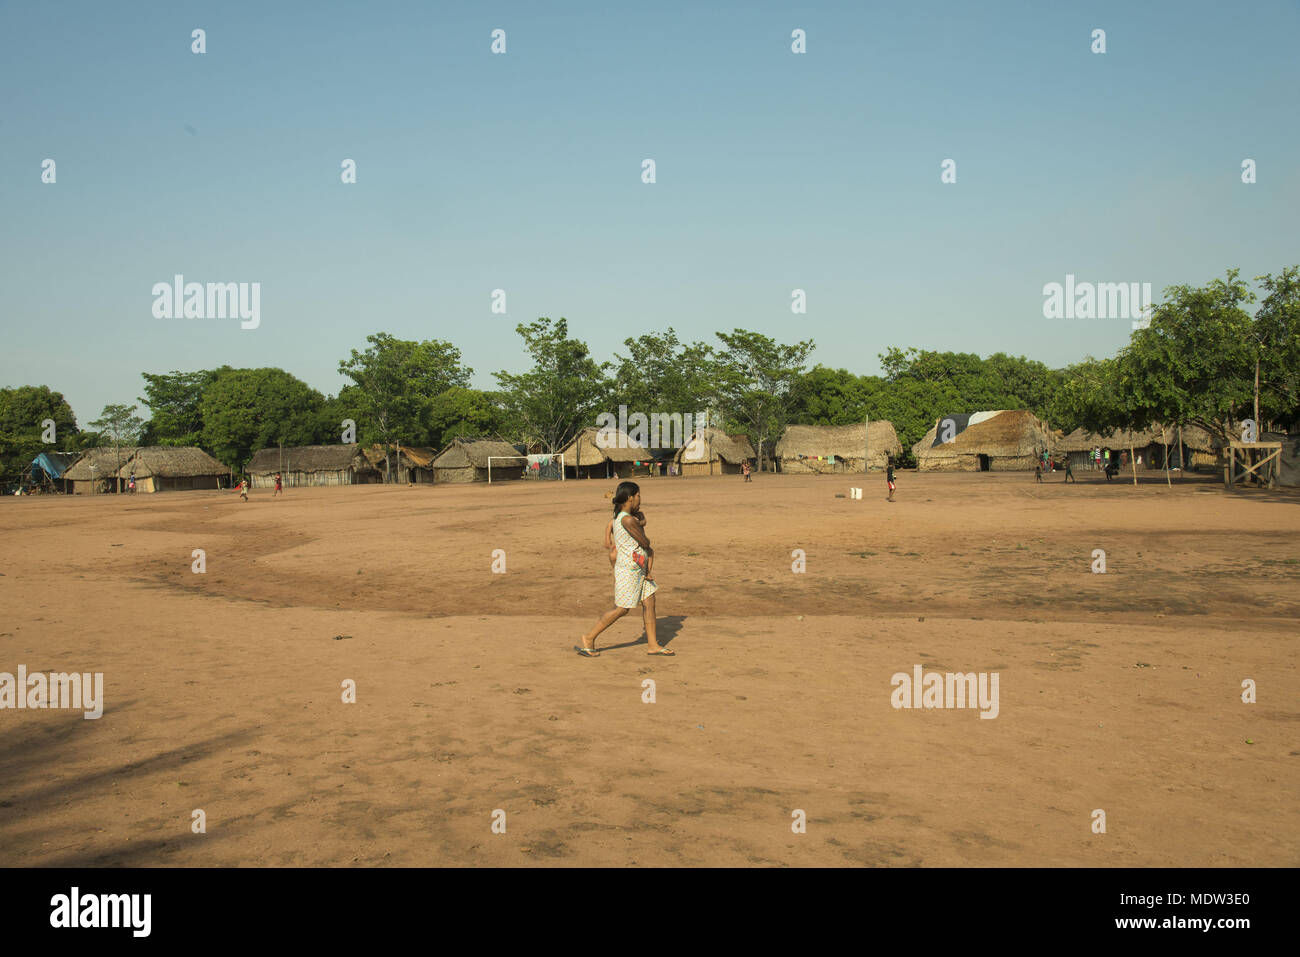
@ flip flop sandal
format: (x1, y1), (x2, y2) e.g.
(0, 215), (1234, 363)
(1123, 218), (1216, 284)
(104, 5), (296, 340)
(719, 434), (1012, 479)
(647, 648), (676, 656)
(573, 645), (600, 658)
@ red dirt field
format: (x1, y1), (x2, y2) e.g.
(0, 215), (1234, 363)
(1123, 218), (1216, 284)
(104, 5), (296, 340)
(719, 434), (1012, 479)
(1, 470), (1297, 867)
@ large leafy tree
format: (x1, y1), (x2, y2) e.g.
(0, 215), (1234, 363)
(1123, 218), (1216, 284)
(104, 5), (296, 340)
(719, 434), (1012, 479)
(138, 368), (228, 445)
(493, 318), (611, 452)
(200, 368), (325, 467)
(1116, 271), (1257, 445)
(611, 328), (715, 417)
(426, 386), (507, 449)
(1253, 266), (1300, 431)
(89, 403), (146, 492)
(707, 329), (815, 470)
(339, 334), (472, 477)
(0, 385), (79, 474)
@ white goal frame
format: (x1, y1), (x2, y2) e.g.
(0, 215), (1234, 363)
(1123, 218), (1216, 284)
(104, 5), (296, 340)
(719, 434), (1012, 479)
(488, 454), (565, 483)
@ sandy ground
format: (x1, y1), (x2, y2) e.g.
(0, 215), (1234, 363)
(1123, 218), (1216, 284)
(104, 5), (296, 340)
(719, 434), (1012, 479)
(0, 469), (1296, 867)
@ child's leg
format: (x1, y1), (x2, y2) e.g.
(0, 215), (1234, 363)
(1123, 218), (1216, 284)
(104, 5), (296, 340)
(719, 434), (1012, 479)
(608, 548), (617, 568)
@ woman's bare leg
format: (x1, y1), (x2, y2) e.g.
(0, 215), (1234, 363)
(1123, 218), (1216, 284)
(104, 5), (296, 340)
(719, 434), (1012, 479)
(642, 592), (667, 652)
(581, 606), (629, 651)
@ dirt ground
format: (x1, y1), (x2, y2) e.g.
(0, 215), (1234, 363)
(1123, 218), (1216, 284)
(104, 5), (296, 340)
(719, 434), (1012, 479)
(1, 469), (1296, 867)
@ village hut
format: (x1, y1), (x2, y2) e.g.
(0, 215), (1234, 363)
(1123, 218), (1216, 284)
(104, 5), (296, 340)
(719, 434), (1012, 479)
(1054, 424), (1222, 472)
(558, 428), (653, 479)
(776, 422), (902, 474)
(62, 447), (139, 494)
(674, 427), (752, 476)
(431, 437), (526, 483)
(363, 445), (438, 484)
(912, 410), (1051, 472)
(118, 446), (228, 492)
(246, 444), (379, 488)
(28, 451), (79, 492)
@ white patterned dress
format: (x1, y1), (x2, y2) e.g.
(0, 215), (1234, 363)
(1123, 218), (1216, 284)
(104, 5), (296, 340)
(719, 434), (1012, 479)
(612, 511), (657, 608)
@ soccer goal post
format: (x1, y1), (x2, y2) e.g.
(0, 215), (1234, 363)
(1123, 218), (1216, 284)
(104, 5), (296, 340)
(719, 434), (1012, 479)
(489, 454), (565, 483)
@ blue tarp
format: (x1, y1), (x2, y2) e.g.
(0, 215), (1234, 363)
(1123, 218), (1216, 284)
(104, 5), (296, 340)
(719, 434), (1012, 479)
(30, 451), (77, 481)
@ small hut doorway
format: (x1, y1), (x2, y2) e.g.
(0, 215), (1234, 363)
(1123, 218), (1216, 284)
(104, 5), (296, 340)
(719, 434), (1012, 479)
(978, 454), (991, 471)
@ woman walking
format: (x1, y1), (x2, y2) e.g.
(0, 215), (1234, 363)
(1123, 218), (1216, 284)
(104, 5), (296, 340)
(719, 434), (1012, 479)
(576, 481), (673, 658)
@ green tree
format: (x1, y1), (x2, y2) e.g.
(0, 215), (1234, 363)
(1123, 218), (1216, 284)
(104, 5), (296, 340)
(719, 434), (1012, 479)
(493, 318), (612, 452)
(1253, 266), (1300, 430)
(611, 328), (715, 420)
(708, 329), (815, 470)
(0, 385), (79, 474)
(89, 403), (146, 492)
(138, 368), (227, 445)
(1117, 270), (1257, 446)
(200, 368), (325, 467)
(339, 334), (472, 478)
(426, 387), (506, 448)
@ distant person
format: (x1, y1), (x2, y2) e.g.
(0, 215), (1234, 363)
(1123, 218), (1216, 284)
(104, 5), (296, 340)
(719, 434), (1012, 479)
(239, 478), (249, 501)
(128, 475), (136, 493)
(886, 460), (896, 502)
(577, 482), (670, 657)
(1064, 460), (1076, 483)
(742, 460), (752, 482)
(274, 471), (283, 496)
(1035, 464), (1042, 483)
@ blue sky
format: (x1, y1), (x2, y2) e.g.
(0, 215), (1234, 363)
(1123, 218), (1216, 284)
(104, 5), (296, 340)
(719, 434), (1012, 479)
(2, 0), (1296, 424)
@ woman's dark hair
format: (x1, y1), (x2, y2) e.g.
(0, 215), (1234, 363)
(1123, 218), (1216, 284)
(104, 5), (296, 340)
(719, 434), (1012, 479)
(613, 481), (640, 516)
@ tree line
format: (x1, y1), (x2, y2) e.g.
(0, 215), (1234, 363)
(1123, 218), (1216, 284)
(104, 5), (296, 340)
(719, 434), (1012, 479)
(2, 267), (1296, 478)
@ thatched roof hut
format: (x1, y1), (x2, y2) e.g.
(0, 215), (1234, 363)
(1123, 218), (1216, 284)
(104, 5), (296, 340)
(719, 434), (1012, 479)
(64, 447), (139, 493)
(432, 438), (526, 483)
(674, 427), (752, 476)
(118, 446), (228, 492)
(1055, 423), (1223, 470)
(776, 422), (902, 473)
(246, 444), (379, 488)
(363, 445), (438, 483)
(559, 427), (653, 478)
(912, 410), (1051, 471)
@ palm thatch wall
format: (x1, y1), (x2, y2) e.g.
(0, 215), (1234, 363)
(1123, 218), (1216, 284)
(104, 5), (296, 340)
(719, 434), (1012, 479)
(776, 422), (902, 473)
(432, 438), (526, 483)
(912, 410), (1051, 472)
(246, 444), (380, 488)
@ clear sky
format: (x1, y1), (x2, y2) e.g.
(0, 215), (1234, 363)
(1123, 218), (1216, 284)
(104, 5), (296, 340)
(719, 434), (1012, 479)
(2, 0), (1296, 424)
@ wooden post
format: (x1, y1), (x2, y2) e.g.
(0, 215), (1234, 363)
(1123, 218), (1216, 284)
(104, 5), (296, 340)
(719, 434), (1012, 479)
(865, 416), (869, 473)
(1177, 422), (1184, 476)
(1162, 425), (1171, 487)
(1130, 437), (1137, 485)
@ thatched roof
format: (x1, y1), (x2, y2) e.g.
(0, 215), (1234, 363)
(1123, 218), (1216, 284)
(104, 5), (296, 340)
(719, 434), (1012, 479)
(777, 422), (902, 459)
(728, 433), (757, 458)
(63, 447), (139, 481)
(675, 427), (752, 465)
(362, 445), (438, 469)
(558, 427), (651, 465)
(119, 446), (226, 478)
(1055, 424), (1220, 453)
(247, 444), (369, 474)
(912, 410), (1050, 458)
(432, 438), (525, 469)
